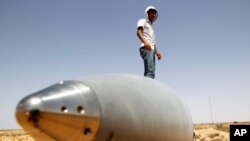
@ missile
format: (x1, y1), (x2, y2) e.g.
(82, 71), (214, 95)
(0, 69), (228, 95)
(16, 74), (193, 141)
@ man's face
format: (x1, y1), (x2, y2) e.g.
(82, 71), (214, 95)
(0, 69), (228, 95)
(148, 10), (157, 22)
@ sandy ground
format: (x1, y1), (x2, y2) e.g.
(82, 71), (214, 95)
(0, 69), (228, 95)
(194, 127), (229, 141)
(194, 122), (250, 141)
(0, 122), (249, 141)
(194, 123), (230, 141)
(0, 129), (34, 141)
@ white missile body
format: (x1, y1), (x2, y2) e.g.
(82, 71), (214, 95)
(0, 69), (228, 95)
(16, 74), (193, 141)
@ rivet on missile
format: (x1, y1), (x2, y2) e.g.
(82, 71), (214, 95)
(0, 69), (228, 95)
(77, 106), (85, 114)
(61, 106), (68, 113)
(83, 128), (91, 136)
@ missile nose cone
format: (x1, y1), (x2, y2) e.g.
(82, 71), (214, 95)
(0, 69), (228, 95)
(15, 81), (101, 141)
(16, 96), (42, 113)
(16, 96), (42, 128)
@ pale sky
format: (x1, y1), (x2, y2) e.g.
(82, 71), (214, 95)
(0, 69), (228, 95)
(1, 0), (249, 129)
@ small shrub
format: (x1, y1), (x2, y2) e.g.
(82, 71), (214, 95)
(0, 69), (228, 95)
(207, 133), (220, 138)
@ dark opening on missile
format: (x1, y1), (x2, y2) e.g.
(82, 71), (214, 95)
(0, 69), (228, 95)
(77, 106), (85, 114)
(83, 128), (91, 136)
(61, 106), (68, 113)
(106, 132), (115, 141)
(28, 109), (40, 127)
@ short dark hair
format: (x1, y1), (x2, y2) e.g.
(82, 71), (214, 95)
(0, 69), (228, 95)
(147, 9), (157, 14)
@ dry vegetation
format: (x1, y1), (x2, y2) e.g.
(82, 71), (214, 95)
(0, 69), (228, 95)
(194, 121), (250, 141)
(1, 122), (249, 141)
(0, 130), (34, 141)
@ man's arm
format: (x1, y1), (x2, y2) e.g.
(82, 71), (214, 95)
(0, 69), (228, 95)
(137, 27), (152, 51)
(155, 48), (162, 60)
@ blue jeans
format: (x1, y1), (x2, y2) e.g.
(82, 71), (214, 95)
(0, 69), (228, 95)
(139, 47), (155, 79)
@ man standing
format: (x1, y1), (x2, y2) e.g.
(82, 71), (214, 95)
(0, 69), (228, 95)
(137, 6), (162, 79)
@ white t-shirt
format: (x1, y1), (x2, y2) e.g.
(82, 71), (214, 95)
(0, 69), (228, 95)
(137, 19), (156, 50)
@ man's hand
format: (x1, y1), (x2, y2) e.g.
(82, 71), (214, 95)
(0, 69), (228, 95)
(156, 51), (162, 60)
(144, 43), (152, 51)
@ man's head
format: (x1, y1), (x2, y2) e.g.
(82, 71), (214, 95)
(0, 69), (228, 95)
(145, 6), (158, 23)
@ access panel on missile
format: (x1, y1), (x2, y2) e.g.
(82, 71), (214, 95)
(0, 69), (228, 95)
(16, 74), (193, 141)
